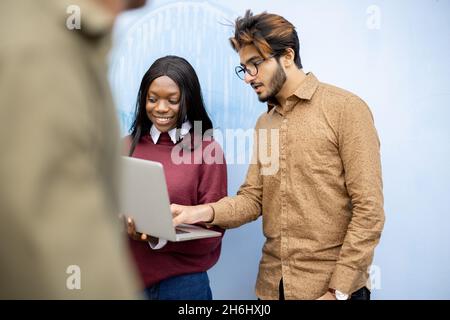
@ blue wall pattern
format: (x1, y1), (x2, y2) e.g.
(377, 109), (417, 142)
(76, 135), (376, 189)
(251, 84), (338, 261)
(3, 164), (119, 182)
(109, 0), (450, 299)
(109, 0), (266, 135)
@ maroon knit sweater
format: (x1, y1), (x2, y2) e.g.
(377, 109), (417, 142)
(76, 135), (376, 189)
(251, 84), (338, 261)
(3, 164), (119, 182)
(125, 132), (227, 288)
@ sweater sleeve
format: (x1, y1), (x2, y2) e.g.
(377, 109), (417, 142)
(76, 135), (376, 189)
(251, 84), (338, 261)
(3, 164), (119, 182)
(155, 140), (227, 255)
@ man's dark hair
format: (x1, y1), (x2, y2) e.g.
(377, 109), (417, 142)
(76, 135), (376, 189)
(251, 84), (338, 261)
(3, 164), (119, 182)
(230, 10), (302, 69)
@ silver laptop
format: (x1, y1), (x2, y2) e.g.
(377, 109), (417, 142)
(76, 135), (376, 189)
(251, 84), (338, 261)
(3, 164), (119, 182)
(120, 156), (221, 242)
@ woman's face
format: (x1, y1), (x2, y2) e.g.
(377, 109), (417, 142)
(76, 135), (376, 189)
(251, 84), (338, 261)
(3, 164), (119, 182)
(146, 76), (181, 132)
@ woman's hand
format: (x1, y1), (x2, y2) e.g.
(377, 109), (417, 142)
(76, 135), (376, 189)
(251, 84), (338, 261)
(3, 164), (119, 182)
(124, 216), (154, 242)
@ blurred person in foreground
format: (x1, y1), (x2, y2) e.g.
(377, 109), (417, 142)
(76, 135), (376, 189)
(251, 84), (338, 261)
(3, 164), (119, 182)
(0, 0), (146, 299)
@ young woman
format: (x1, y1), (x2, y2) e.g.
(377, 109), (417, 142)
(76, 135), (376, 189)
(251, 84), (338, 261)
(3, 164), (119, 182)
(124, 56), (227, 300)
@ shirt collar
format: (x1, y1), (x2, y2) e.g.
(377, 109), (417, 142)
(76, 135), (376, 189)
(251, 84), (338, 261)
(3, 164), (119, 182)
(267, 72), (320, 113)
(150, 121), (192, 145)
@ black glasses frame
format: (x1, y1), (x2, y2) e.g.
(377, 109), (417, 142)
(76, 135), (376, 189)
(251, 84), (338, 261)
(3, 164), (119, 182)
(234, 54), (277, 80)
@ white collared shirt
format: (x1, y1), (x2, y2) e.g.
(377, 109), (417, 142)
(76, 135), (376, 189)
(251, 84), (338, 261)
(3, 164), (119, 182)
(150, 121), (192, 145)
(147, 120), (192, 250)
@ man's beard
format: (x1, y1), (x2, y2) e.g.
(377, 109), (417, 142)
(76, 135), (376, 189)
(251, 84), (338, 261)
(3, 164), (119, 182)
(257, 62), (287, 103)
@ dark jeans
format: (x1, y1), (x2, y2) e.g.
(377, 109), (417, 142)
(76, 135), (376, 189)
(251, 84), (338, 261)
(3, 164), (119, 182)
(349, 286), (371, 300)
(144, 272), (212, 300)
(278, 279), (371, 300)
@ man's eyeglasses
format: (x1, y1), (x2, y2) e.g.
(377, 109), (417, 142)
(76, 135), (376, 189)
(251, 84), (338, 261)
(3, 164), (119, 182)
(235, 54), (276, 81)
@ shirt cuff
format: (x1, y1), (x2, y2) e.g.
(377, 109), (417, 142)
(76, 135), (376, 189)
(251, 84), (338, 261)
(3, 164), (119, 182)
(329, 264), (368, 295)
(208, 200), (233, 228)
(148, 238), (167, 250)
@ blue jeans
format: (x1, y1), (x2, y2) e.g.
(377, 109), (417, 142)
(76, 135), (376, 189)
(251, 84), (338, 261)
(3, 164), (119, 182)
(144, 272), (213, 300)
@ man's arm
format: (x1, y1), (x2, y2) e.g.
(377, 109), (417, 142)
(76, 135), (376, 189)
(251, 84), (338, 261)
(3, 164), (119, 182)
(173, 121), (264, 229)
(155, 140), (228, 254)
(328, 96), (385, 295)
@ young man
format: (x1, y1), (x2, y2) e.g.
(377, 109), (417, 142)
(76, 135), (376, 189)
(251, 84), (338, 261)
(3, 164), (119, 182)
(171, 10), (385, 300)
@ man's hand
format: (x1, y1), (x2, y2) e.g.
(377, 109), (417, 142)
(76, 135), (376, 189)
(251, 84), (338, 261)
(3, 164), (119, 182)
(316, 291), (337, 300)
(171, 204), (214, 226)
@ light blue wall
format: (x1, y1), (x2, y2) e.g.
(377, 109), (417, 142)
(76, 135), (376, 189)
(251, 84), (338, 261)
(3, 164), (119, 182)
(109, 0), (450, 299)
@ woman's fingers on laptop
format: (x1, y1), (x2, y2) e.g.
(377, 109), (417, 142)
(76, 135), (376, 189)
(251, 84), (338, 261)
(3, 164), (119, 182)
(121, 215), (131, 234)
(126, 217), (136, 237)
(125, 216), (151, 241)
